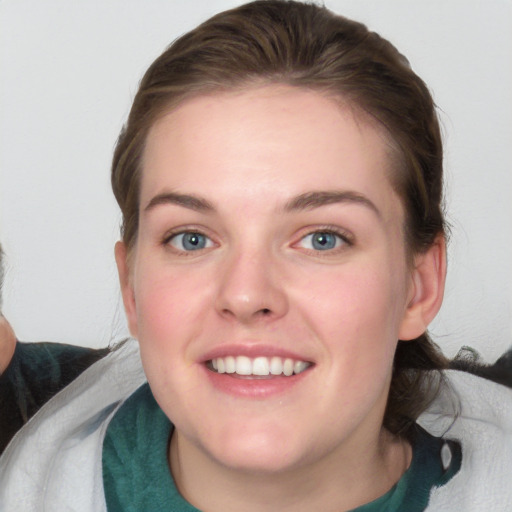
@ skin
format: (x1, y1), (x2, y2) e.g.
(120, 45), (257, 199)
(116, 85), (446, 511)
(0, 316), (16, 374)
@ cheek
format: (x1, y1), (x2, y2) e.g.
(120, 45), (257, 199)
(303, 263), (405, 335)
(278, 262), (407, 438)
(296, 259), (408, 378)
(133, 272), (211, 422)
(133, 268), (209, 378)
(135, 262), (210, 335)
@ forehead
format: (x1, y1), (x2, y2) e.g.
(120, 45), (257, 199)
(141, 85), (400, 218)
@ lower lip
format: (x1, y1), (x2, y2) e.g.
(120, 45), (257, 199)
(203, 366), (311, 399)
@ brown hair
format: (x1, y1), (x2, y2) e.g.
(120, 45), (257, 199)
(111, 0), (448, 438)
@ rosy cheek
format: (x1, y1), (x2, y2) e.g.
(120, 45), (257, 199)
(138, 273), (187, 321)
(309, 267), (399, 341)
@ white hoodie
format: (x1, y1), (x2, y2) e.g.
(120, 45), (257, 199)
(0, 339), (511, 511)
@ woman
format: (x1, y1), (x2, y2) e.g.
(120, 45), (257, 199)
(1, 1), (511, 510)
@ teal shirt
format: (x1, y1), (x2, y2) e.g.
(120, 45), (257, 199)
(103, 384), (461, 512)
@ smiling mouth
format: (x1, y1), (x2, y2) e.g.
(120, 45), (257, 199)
(207, 356), (312, 377)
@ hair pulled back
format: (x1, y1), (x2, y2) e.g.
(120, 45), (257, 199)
(112, 0), (448, 439)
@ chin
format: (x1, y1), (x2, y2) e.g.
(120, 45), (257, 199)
(201, 422), (305, 474)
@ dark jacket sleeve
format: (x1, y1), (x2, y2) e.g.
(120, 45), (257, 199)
(0, 341), (108, 454)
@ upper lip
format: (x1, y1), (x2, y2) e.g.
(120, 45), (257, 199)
(200, 343), (315, 364)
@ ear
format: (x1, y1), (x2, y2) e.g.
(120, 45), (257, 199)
(399, 236), (446, 341)
(114, 241), (138, 338)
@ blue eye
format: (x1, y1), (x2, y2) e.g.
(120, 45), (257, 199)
(169, 232), (212, 251)
(299, 231), (345, 251)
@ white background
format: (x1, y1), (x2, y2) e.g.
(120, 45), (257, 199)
(1, 0), (511, 362)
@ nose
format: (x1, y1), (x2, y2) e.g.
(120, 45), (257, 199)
(215, 245), (288, 324)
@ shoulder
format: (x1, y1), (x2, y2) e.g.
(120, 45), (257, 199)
(0, 339), (145, 511)
(420, 363), (512, 511)
(0, 341), (109, 453)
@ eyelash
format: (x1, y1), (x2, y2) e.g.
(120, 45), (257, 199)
(162, 228), (215, 255)
(293, 226), (354, 254)
(161, 226), (354, 256)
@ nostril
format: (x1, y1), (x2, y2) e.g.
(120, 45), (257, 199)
(261, 308), (271, 315)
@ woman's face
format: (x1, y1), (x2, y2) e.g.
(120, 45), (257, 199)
(119, 85), (419, 474)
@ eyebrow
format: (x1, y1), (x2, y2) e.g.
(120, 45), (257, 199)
(144, 192), (214, 213)
(284, 190), (381, 217)
(144, 189), (381, 218)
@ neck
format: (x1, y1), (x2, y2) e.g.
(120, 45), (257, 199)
(169, 428), (411, 512)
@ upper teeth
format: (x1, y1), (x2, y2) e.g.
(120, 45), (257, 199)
(211, 356), (310, 376)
